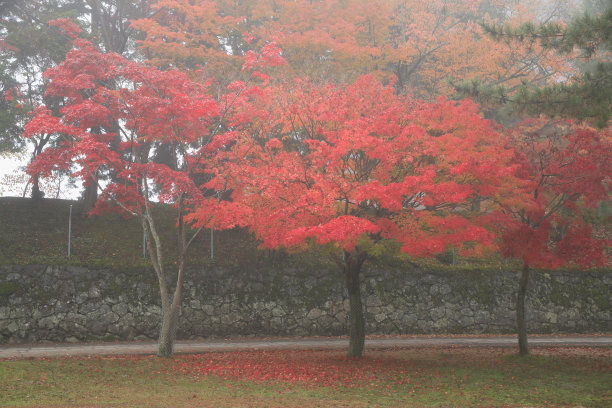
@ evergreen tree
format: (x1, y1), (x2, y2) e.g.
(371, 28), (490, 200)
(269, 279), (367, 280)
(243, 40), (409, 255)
(0, 59), (26, 156)
(1, 0), (150, 199)
(1, 0), (76, 198)
(457, 2), (612, 127)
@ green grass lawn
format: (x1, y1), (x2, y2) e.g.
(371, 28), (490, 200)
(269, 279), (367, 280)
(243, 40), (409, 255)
(1, 347), (611, 407)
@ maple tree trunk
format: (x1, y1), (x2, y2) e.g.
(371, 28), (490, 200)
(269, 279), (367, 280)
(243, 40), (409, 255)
(156, 261), (186, 358)
(157, 198), (189, 358)
(517, 263), (530, 356)
(157, 294), (180, 358)
(155, 202), (188, 358)
(157, 298), (181, 358)
(139, 184), (189, 358)
(344, 257), (365, 358)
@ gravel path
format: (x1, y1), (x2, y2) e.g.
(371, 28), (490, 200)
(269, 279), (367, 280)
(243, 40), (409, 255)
(1, 335), (611, 359)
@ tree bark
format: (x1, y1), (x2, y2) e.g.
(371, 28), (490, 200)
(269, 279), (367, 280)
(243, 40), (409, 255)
(143, 217), (183, 358)
(157, 299), (180, 358)
(29, 135), (51, 202)
(149, 193), (188, 358)
(517, 263), (530, 355)
(30, 174), (43, 201)
(157, 256), (187, 358)
(343, 253), (366, 358)
(82, 182), (98, 212)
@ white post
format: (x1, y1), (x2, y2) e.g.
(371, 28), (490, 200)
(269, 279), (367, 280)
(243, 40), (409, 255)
(68, 204), (72, 257)
(210, 227), (214, 260)
(143, 228), (147, 259)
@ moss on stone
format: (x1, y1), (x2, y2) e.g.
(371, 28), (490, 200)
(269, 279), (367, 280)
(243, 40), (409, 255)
(548, 280), (572, 308)
(1, 261), (611, 343)
(0, 281), (20, 304)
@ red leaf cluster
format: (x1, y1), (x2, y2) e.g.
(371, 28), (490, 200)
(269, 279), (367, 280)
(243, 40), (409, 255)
(23, 23), (266, 221)
(201, 76), (515, 257)
(48, 18), (81, 39)
(171, 349), (413, 389)
(493, 118), (611, 269)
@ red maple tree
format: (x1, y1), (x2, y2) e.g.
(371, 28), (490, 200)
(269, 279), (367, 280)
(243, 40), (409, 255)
(23, 19), (285, 357)
(492, 118), (611, 355)
(192, 76), (518, 357)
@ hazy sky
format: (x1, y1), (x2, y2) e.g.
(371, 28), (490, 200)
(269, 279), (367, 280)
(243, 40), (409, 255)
(0, 156), (26, 197)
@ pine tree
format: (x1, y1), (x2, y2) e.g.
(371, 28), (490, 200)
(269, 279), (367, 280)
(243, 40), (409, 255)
(458, 4), (612, 127)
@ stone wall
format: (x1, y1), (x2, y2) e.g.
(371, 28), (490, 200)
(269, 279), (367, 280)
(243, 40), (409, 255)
(0, 264), (610, 343)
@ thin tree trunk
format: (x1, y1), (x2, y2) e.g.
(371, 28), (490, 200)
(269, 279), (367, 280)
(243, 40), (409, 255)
(143, 218), (182, 358)
(144, 219), (174, 358)
(157, 300), (179, 357)
(140, 192), (175, 358)
(344, 253), (366, 358)
(155, 194), (188, 358)
(517, 263), (530, 355)
(158, 256), (187, 358)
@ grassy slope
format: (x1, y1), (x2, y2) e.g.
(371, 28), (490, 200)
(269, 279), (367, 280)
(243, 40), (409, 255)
(0, 197), (473, 270)
(0, 197), (269, 268)
(0, 197), (608, 272)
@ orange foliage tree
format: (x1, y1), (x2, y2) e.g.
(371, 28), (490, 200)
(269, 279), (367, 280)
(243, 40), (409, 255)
(131, 0), (573, 100)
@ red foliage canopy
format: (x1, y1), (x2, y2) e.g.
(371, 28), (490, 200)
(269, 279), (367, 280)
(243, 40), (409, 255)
(23, 18), (282, 222)
(494, 119), (611, 269)
(191, 76), (517, 258)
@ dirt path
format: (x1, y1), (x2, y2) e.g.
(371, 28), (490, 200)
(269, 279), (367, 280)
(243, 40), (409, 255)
(1, 335), (611, 359)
